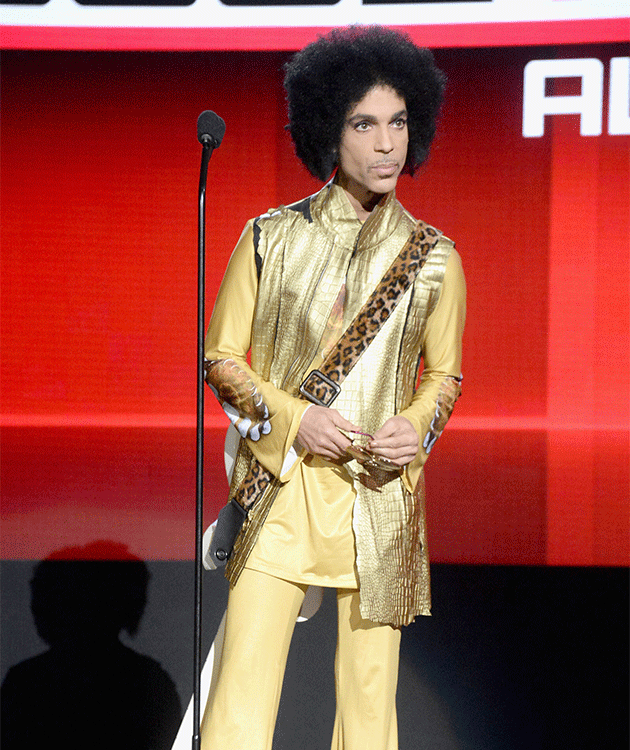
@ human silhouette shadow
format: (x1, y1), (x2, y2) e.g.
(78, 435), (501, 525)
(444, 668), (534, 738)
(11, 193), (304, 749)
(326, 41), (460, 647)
(1, 541), (181, 750)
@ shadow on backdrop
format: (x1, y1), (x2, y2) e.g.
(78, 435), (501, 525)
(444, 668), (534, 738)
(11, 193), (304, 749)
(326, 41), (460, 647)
(1, 541), (181, 750)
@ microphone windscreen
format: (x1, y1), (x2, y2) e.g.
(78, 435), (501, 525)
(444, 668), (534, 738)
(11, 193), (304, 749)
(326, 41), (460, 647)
(197, 111), (226, 146)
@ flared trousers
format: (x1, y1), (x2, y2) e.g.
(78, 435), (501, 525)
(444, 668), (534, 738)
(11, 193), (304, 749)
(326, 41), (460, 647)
(200, 567), (401, 750)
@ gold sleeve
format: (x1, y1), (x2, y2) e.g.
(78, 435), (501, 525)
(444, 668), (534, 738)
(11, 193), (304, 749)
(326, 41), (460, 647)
(399, 248), (466, 491)
(204, 223), (310, 480)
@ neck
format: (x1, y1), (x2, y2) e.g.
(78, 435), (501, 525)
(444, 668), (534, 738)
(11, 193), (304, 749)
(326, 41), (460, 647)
(335, 172), (385, 222)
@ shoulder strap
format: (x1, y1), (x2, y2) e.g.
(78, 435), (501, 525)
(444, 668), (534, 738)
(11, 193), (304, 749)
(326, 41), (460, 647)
(299, 220), (441, 407)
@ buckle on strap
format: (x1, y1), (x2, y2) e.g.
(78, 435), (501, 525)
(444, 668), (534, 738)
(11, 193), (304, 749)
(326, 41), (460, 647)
(299, 369), (341, 407)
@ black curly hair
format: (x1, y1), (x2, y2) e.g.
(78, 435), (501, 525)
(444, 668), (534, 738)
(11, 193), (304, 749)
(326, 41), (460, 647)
(284, 25), (446, 182)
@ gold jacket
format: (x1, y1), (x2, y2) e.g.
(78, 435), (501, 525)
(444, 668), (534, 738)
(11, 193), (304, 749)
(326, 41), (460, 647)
(205, 182), (465, 626)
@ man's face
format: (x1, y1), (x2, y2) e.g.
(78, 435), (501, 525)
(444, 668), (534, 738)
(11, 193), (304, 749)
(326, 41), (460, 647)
(337, 85), (409, 215)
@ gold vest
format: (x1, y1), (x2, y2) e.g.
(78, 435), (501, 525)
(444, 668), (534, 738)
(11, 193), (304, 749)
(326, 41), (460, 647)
(227, 182), (454, 626)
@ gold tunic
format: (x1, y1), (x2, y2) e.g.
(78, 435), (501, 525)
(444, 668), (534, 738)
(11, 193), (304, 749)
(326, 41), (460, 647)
(205, 182), (465, 626)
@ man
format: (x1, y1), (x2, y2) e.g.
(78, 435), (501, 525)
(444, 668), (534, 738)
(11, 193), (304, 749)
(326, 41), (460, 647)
(201, 25), (465, 750)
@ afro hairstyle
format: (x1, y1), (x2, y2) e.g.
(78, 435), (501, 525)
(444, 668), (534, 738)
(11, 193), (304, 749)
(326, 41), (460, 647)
(284, 25), (446, 182)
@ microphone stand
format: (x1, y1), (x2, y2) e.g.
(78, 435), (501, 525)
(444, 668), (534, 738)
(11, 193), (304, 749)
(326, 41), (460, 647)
(193, 128), (221, 750)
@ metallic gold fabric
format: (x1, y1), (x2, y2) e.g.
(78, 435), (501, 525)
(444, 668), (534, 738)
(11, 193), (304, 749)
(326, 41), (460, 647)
(218, 183), (460, 626)
(224, 437), (283, 581)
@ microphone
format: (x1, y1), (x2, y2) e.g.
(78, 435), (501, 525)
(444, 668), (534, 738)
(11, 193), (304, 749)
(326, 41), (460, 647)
(193, 109), (225, 749)
(197, 110), (226, 149)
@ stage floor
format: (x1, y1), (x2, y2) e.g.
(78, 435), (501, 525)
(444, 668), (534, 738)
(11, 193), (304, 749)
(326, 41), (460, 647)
(2, 562), (628, 749)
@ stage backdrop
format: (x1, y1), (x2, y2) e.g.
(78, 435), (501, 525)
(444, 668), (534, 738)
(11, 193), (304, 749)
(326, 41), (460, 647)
(1, 38), (629, 568)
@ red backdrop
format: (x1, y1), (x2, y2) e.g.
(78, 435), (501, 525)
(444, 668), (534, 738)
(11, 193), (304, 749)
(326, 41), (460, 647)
(1, 44), (628, 565)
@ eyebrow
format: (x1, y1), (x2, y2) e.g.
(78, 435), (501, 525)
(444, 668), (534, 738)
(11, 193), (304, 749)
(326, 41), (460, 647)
(347, 109), (408, 124)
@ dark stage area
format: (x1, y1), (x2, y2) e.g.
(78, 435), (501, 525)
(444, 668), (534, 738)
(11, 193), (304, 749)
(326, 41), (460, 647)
(2, 562), (627, 749)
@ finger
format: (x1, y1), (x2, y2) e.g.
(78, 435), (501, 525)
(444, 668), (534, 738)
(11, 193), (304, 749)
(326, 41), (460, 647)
(369, 433), (415, 451)
(331, 413), (362, 433)
(318, 436), (352, 460)
(370, 447), (417, 466)
(369, 432), (418, 460)
(319, 413), (354, 446)
(371, 418), (403, 441)
(371, 425), (396, 441)
(371, 418), (416, 448)
(373, 444), (418, 460)
(308, 418), (353, 458)
(325, 431), (352, 454)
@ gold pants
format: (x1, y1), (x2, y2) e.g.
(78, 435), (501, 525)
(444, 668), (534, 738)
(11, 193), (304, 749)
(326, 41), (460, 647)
(200, 568), (401, 750)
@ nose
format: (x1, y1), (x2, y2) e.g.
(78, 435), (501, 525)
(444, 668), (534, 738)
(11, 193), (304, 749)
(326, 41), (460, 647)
(374, 126), (394, 153)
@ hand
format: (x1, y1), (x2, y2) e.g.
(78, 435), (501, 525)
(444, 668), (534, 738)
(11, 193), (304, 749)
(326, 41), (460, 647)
(368, 416), (419, 467)
(297, 406), (360, 461)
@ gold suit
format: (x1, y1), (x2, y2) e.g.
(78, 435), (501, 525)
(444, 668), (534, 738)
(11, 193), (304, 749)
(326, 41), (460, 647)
(201, 182), (465, 748)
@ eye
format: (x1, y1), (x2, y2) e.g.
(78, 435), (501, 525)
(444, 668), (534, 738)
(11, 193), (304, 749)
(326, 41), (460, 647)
(392, 117), (408, 129)
(354, 121), (371, 132)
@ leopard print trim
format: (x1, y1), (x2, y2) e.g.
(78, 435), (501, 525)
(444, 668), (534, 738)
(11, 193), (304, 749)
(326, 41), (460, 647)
(233, 455), (275, 510)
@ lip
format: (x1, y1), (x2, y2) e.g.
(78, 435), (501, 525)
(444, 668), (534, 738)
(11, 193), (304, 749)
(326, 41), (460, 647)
(371, 162), (399, 177)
